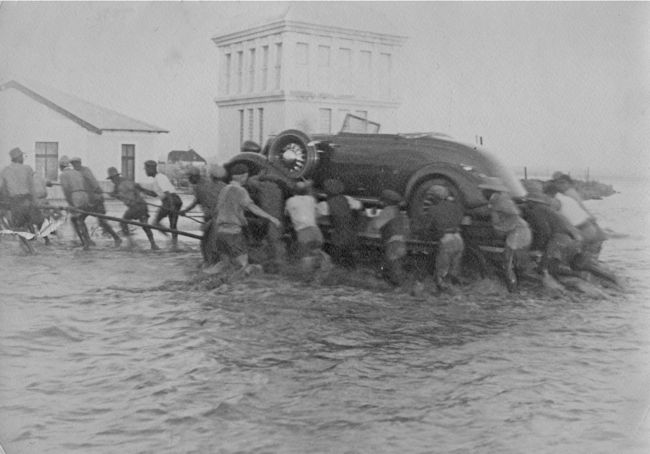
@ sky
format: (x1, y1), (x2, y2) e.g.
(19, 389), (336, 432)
(0, 1), (648, 179)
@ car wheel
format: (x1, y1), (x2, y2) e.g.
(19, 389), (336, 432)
(408, 177), (463, 237)
(268, 129), (319, 179)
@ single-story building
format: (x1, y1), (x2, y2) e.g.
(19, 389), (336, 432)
(0, 79), (168, 191)
(167, 148), (206, 165)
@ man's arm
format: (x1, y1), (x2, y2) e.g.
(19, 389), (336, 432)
(247, 202), (281, 228)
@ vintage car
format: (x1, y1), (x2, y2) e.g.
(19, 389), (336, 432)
(227, 114), (526, 250)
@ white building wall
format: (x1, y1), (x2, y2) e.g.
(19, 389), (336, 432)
(0, 88), (165, 190)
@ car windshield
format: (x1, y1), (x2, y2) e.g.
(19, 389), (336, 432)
(340, 114), (380, 134)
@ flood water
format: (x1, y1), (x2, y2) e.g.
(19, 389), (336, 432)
(1, 177), (649, 453)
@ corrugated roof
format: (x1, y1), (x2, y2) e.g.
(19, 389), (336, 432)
(0, 79), (168, 134)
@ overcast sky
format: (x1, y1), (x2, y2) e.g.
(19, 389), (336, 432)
(1, 1), (648, 178)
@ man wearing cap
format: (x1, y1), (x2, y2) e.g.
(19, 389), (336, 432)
(369, 189), (410, 286)
(316, 178), (363, 269)
(137, 160), (182, 249)
(205, 163), (281, 274)
(70, 157), (121, 247)
(422, 184), (465, 291)
(106, 167), (159, 250)
(0, 147), (37, 252)
(58, 155), (93, 250)
(179, 165), (226, 223)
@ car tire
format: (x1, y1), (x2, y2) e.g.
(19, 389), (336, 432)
(408, 177), (463, 237)
(268, 130), (319, 179)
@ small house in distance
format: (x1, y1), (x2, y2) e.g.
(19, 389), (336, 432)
(0, 79), (168, 187)
(164, 148), (207, 187)
(167, 148), (207, 166)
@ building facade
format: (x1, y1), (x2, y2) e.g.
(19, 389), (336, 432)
(212, 5), (406, 158)
(0, 80), (168, 189)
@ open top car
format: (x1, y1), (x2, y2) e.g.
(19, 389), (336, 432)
(227, 114), (526, 249)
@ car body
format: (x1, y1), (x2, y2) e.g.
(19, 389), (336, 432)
(227, 114), (525, 248)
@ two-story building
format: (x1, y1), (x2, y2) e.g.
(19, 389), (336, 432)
(212, 3), (407, 157)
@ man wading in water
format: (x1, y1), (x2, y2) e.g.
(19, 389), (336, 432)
(137, 160), (182, 250)
(204, 163), (281, 275)
(106, 166), (159, 250)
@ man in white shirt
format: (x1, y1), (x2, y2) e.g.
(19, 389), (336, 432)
(137, 160), (183, 249)
(285, 180), (325, 273)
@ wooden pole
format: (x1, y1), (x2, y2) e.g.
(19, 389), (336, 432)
(54, 206), (203, 240)
(524, 166), (528, 180)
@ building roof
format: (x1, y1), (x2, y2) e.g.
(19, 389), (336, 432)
(0, 79), (168, 134)
(213, 2), (407, 45)
(168, 149), (206, 163)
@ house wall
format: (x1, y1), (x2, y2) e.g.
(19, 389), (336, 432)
(0, 88), (165, 196)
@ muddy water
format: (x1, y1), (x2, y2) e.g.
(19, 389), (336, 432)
(1, 180), (649, 454)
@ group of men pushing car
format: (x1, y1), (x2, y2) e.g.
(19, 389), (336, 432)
(0, 145), (613, 291)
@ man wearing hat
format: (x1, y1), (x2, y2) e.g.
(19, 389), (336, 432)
(0, 147), (37, 252)
(369, 189), (410, 286)
(70, 157), (121, 247)
(106, 167), (159, 250)
(59, 155), (93, 250)
(315, 178), (363, 269)
(205, 163), (281, 274)
(422, 184), (465, 291)
(137, 160), (182, 249)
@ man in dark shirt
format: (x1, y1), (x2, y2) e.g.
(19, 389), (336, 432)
(246, 169), (287, 272)
(520, 183), (583, 278)
(370, 189), (410, 286)
(180, 165), (226, 222)
(0, 147), (36, 253)
(423, 184), (465, 291)
(70, 157), (121, 247)
(106, 167), (159, 250)
(319, 178), (363, 269)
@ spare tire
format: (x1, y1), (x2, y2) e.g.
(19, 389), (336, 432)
(268, 129), (319, 179)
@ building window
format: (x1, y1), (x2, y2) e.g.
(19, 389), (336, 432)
(121, 144), (135, 181)
(318, 45), (331, 92)
(224, 53), (231, 94)
(248, 48), (256, 92)
(258, 108), (264, 145)
(248, 108), (254, 140)
(239, 109), (245, 145)
(359, 50), (372, 96)
(261, 45), (269, 91)
(237, 50), (243, 93)
(34, 141), (58, 181)
(296, 42), (309, 65)
(274, 43), (282, 89)
(338, 47), (352, 94)
(319, 108), (332, 134)
(379, 52), (392, 97)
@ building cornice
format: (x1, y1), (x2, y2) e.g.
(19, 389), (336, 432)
(215, 91), (401, 108)
(212, 20), (407, 47)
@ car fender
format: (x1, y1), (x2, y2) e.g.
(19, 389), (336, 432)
(404, 163), (485, 208)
